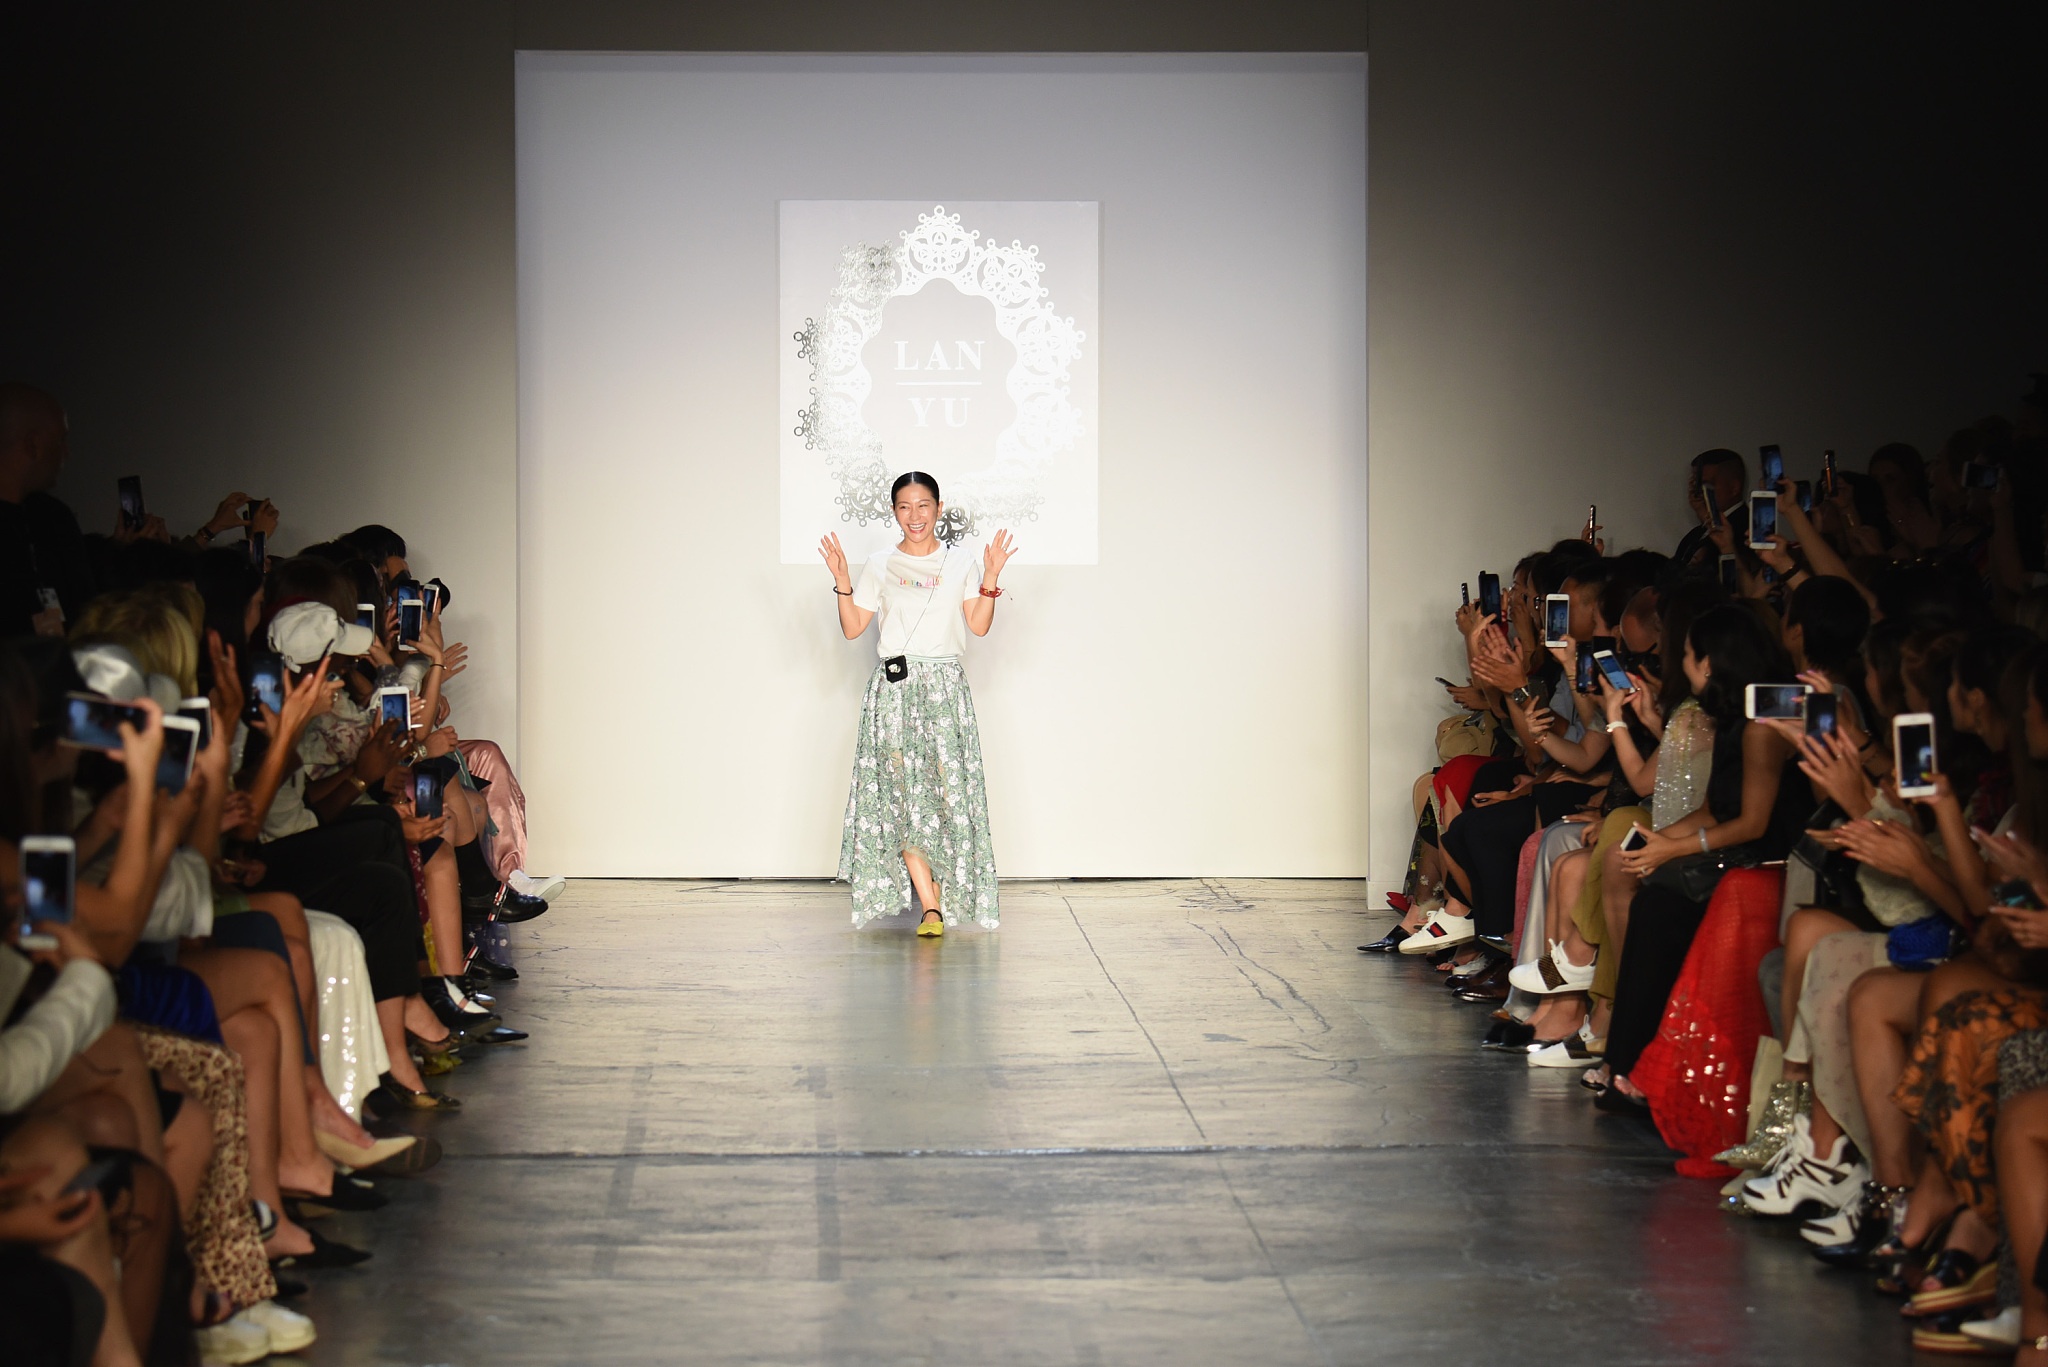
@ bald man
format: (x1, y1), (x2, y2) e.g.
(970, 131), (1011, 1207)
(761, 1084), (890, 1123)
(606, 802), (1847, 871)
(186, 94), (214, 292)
(0, 383), (91, 638)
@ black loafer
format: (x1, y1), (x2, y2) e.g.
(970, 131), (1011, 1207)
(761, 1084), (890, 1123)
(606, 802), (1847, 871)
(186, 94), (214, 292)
(472, 1025), (529, 1044)
(466, 957), (519, 982)
(1358, 925), (1410, 953)
(493, 888), (550, 923)
(270, 1225), (372, 1270)
(1480, 1019), (1537, 1051)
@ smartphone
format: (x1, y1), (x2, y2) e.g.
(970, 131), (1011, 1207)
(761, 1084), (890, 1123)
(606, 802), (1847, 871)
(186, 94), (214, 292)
(1584, 503), (1598, 541)
(1718, 554), (1739, 592)
(1746, 682), (1809, 721)
(376, 685), (413, 732)
(177, 696), (212, 750)
(117, 475), (144, 532)
(1592, 649), (1634, 694)
(1964, 461), (2001, 491)
(60, 692), (147, 752)
(156, 715), (200, 795)
(247, 530), (266, 569)
(244, 498), (260, 528)
(1576, 644), (1597, 694)
(413, 766), (444, 819)
(1543, 593), (1572, 647)
(420, 582), (442, 617)
(1703, 484), (1723, 529)
(397, 597), (424, 650)
(1822, 449), (1838, 498)
(245, 653), (285, 719)
(63, 1154), (126, 1198)
(355, 601), (378, 630)
(1460, 582), (1470, 608)
(1993, 878), (2042, 911)
(1759, 445), (1784, 490)
(1793, 479), (1813, 512)
(1748, 490), (1779, 550)
(1476, 572), (1501, 621)
(1894, 712), (1938, 798)
(1805, 691), (1839, 739)
(19, 835), (76, 950)
(1619, 824), (1650, 854)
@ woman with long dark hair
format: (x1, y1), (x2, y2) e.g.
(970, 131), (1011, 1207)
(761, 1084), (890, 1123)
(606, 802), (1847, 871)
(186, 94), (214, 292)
(819, 472), (1014, 935)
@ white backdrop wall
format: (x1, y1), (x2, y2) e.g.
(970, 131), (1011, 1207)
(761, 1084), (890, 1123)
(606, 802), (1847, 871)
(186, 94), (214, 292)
(516, 55), (1368, 876)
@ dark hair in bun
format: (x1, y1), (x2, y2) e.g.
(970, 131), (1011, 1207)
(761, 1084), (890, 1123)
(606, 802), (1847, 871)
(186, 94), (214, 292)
(891, 471), (940, 502)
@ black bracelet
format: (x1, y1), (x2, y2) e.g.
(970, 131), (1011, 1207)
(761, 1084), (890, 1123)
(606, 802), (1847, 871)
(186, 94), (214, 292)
(832, 586), (853, 596)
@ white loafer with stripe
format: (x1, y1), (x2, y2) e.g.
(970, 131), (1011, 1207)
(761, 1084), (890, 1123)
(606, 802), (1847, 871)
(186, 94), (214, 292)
(1398, 908), (1477, 954)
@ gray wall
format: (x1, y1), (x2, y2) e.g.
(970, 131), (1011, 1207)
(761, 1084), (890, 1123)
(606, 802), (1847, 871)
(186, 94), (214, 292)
(4, 4), (2041, 881)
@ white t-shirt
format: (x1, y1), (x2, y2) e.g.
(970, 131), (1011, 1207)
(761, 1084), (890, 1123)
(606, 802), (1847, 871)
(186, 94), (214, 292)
(852, 544), (981, 659)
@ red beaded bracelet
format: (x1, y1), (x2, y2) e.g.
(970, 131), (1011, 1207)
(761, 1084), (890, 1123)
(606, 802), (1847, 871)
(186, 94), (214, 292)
(979, 586), (1002, 598)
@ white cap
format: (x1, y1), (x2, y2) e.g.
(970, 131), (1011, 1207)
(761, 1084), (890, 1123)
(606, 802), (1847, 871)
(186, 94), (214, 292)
(268, 602), (373, 668)
(71, 642), (147, 701)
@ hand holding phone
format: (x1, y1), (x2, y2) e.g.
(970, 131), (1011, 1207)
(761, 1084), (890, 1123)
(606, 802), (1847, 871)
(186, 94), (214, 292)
(18, 836), (77, 952)
(1758, 445), (1784, 490)
(1894, 713), (1939, 798)
(1748, 490), (1779, 551)
(1543, 593), (1572, 648)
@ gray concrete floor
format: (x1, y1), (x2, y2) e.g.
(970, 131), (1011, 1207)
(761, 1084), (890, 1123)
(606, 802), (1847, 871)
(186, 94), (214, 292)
(299, 879), (1918, 1365)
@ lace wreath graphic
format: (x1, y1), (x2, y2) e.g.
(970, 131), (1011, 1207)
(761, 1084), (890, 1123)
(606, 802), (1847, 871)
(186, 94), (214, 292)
(793, 206), (1086, 543)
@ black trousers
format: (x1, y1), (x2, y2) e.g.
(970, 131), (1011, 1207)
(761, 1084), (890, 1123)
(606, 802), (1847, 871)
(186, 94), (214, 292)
(1605, 880), (1714, 1076)
(256, 805), (418, 1002)
(1438, 783), (1597, 940)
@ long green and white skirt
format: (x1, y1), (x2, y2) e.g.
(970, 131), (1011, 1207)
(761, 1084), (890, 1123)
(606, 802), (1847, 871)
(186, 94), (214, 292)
(838, 657), (1000, 929)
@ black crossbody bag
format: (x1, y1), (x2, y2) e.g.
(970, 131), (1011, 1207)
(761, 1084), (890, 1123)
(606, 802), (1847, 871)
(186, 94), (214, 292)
(881, 548), (949, 684)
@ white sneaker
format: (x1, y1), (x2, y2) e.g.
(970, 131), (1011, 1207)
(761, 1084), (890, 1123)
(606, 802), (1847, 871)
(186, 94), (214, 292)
(1960, 1305), (2022, 1348)
(244, 1298), (317, 1353)
(196, 1313), (271, 1366)
(1529, 1022), (1605, 1068)
(1398, 908), (1476, 954)
(510, 870), (566, 902)
(1797, 1203), (1857, 1247)
(1740, 1114), (1867, 1216)
(1507, 940), (1596, 995)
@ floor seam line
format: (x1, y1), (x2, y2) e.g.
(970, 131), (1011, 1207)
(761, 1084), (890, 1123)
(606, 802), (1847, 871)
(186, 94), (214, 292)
(1064, 893), (1208, 1143)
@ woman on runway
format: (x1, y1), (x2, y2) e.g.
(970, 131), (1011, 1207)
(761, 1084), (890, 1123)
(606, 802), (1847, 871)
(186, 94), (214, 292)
(819, 472), (1014, 936)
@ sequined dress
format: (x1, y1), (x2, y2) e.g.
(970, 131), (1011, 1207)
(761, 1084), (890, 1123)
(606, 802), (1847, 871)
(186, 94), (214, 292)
(839, 657), (1000, 928)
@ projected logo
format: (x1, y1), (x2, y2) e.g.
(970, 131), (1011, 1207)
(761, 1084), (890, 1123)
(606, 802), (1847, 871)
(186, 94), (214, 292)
(779, 202), (1099, 565)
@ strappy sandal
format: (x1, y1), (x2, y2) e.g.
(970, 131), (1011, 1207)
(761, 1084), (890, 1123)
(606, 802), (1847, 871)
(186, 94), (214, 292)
(1874, 1207), (1959, 1298)
(1905, 1249), (1998, 1317)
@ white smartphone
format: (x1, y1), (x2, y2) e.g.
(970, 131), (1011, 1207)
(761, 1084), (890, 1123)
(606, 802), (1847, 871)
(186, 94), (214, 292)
(355, 601), (378, 630)
(1894, 712), (1939, 798)
(1619, 824), (1650, 853)
(375, 686), (413, 733)
(1745, 682), (1810, 721)
(19, 835), (77, 950)
(1748, 489), (1780, 551)
(397, 597), (424, 652)
(1591, 649), (1634, 694)
(1543, 593), (1572, 648)
(176, 696), (212, 750)
(157, 715), (201, 795)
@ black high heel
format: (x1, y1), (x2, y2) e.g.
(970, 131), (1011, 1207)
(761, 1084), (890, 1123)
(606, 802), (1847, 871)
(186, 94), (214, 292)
(1358, 924), (1411, 953)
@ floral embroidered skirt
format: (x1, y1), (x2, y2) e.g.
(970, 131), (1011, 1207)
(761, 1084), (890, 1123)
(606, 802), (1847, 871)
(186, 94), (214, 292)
(839, 657), (999, 928)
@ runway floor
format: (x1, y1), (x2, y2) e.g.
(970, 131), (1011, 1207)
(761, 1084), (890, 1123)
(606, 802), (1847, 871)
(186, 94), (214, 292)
(303, 879), (1916, 1365)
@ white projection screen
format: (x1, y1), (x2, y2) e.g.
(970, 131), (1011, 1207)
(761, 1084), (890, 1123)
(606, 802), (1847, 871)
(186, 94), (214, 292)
(516, 54), (1366, 879)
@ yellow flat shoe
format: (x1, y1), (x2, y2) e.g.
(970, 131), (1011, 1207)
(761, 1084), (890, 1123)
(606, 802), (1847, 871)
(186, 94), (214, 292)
(916, 915), (944, 938)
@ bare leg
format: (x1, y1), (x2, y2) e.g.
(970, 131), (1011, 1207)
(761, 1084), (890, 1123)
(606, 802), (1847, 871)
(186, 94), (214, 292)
(382, 997), (432, 1093)
(247, 891), (317, 1043)
(423, 840), (465, 974)
(30, 1023), (165, 1169)
(904, 847), (942, 924)
(182, 947), (329, 1197)
(156, 1073), (213, 1223)
(1850, 967), (1926, 1193)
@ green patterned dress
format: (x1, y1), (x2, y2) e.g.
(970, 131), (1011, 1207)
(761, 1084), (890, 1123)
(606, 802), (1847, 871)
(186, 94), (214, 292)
(839, 657), (1000, 927)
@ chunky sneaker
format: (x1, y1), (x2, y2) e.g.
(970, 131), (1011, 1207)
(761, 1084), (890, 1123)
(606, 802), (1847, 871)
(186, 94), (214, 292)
(1740, 1114), (1867, 1217)
(1529, 1022), (1606, 1068)
(195, 1313), (271, 1366)
(509, 869), (566, 903)
(1399, 908), (1477, 954)
(243, 1298), (316, 1353)
(1803, 1181), (1906, 1266)
(1507, 940), (1596, 995)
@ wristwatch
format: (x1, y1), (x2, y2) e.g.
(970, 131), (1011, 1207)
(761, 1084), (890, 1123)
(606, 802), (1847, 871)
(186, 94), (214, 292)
(1508, 684), (1540, 707)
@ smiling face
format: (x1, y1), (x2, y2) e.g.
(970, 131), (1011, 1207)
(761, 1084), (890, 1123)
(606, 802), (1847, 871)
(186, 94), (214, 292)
(894, 483), (941, 546)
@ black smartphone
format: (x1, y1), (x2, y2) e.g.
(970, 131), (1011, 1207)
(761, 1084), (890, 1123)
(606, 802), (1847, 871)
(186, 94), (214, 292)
(1703, 485), (1723, 528)
(156, 716), (200, 795)
(244, 498), (260, 528)
(1460, 582), (1470, 608)
(116, 475), (144, 532)
(397, 597), (424, 648)
(1576, 645), (1596, 694)
(413, 766), (444, 819)
(1822, 449), (1837, 498)
(1964, 461), (2001, 491)
(1994, 878), (2043, 911)
(1476, 572), (1502, 621)
(1718, 554), (1739, 592)
(244, 653), (285, 719)
(1793, 479), (1813, 512)
(247, 530), (266, 569)
(176, 697), (212, 750)
(60, 692), (147, 751)
(1759, 445), (1783, 490)
(1805, 691), (1840, 740)
(1749, 492), (1779, 548)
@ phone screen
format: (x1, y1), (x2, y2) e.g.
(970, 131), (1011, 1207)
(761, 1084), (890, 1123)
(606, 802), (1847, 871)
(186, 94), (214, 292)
(1718, 554), (1739, 591)
(356, 602), (377, 629)
(1897, 720), (1937, 790)
(246, 656), (285, 717)
(1594, 652), (1633, 693)
(244, 499), (260, 527)
(1703, 485), (1723, 528)
(247, 531), (266, 568)
(177, 699), (212, 750)
(1576, 645), (1596, 694)
(380, 690), (410, 728)
(22, 844), (75, 927)
(62, 693), (145, 751)
(414, 769), (444, 819)
(156, 720), (199, 794)
(1750, 493), (1778, 543)
(1793, 479), (1813, 512)
(1477, 573), (1501, 620)
(1965, 462), (2001, 491)
(1805, 692), (1839, 739)
(117, 476), (144, 531)
(1750, 683), (1807, 720)
(1544, 595), (1571, 643)
(1619, 826), (1649, 854)
(398, 599), (424, 644)
(1759, 445), (1783, 489)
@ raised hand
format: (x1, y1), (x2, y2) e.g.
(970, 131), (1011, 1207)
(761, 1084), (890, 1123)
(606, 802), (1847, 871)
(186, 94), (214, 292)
(204, 491), (253, 538)
(818, 533), (852, 589)
(982, 530), (1017, 585)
